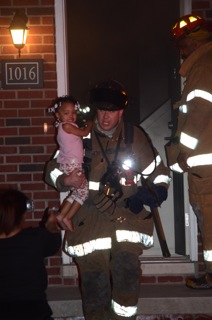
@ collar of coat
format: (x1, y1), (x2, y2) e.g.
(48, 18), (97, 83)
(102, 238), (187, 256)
(180, 42), (212, 78)
(93, 118), (125, 142)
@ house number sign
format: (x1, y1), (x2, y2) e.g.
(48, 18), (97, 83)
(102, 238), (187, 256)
(1, 59), (43, 89)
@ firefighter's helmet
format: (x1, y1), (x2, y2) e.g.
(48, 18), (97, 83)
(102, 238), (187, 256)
(89, 79), (128, 111)
(172, 14), (207, 41)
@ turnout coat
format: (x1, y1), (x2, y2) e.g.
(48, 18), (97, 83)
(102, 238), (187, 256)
(60, 119), (171, 258)
(166, 42), (212, 272)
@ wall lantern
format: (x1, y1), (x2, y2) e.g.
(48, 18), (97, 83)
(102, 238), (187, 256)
(9, 10), (28, 57)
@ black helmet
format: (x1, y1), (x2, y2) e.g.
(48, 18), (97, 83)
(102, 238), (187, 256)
(89, 79), (128, 111)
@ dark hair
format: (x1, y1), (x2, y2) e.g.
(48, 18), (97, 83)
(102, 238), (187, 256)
(0, 189), (28, 235)
(48, 95), (79, 113)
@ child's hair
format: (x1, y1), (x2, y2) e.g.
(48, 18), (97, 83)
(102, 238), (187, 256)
(48, 95), (80, 113)
(0, 189), (28, 235)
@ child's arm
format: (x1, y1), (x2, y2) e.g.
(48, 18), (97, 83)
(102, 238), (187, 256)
(63, 120), (93, 137)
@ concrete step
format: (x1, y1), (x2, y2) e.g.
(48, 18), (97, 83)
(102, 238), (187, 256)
(47, 284), (212, 319)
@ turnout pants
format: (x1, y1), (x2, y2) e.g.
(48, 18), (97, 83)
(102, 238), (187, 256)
(189, 174), (212, 273)
(75, 244), (141, 320)
(64, 198), (153, 320)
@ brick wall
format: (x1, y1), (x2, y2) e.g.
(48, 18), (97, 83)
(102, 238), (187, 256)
(192, 0), (212, 18)
(0, 0), (212, 288)
(0, 0), (63, 285)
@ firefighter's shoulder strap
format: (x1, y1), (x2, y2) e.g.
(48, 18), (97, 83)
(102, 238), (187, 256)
(124, 121), (134, 154)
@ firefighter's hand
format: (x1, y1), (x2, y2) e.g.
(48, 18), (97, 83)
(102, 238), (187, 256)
(177, 152), (190, 172)
(63, 169), (86, 189)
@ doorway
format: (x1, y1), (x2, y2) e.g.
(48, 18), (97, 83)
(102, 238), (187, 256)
(66, 0), (180, 124)
(55, 0), (197, 265)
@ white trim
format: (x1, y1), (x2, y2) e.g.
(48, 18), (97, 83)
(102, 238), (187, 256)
(180, 0), (192, 95)
(189, 205), (198, 261)
(180, 0), (191, 15)
(55, 0), (69, 96)
(181, 0), (197, 263)
(184, 173), (198, 261)
(55, 0), (70, 265)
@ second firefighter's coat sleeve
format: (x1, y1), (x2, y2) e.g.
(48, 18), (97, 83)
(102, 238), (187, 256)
(133, 126), (171, 190)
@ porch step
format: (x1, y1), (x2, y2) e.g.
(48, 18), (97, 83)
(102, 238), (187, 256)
(47, 284), (212, 319)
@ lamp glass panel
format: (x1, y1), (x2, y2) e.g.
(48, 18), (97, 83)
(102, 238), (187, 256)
(11, 29), (28, 45)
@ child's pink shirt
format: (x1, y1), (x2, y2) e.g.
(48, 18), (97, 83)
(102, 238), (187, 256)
(56, 122), (84, 165)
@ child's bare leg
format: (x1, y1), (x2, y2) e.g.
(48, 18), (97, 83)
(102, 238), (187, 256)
(56, 200), (72, 230)
(62, 201), (82, 232)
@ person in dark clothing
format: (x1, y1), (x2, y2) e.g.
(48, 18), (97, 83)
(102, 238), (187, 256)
(0, 188), (62, 320)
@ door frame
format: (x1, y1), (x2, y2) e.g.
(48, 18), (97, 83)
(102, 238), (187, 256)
(54, 0), (197, 263)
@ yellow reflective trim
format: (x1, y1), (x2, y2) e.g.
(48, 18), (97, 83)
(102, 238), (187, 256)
(137, 174), (141, 181)
(169, 163), (183, 173)
(180, 132), (198, 150)
(203, 250), (212, 262)
(120, 175), (138, 186)
(53, 149), (60, 158)
(179, 104), (187, 113)
(187, 153), (212, 167)
(116, 230), (153, 247)
(170, 154), (212, 172)
(120, 177), (125, 185)
(64, 237), (112, 257)
(89, 181), (100, 190)
(112, 299), (137, 317)
(142, 155), (161, 177)
(50, 168), (63, 188)
(153, 175), (171, 185)
(187, 89), (212, 103)
(83, 132), (91, 139)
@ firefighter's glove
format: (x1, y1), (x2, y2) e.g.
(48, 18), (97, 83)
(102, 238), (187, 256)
(124, 194), (143, 214)
(136, 185), (167, 207)
(125, 185), (167, 213)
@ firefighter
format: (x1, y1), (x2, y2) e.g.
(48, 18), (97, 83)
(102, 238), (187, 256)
(166, 14), (212, 289)
(45, 80), (171, 319)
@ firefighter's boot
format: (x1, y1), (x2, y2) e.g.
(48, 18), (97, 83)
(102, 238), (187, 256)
(186, 273), (212, 289)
